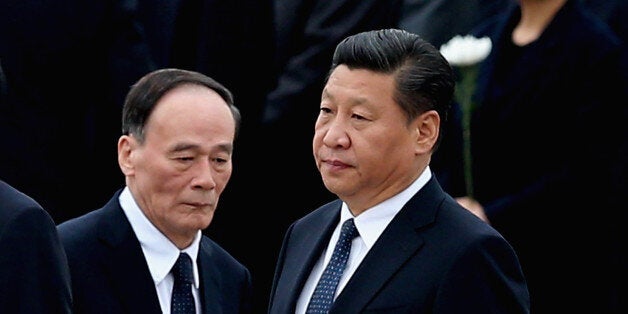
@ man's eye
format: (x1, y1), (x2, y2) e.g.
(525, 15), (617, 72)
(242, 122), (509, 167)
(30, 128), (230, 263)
(352, 113), (367, 120)
(214, 158), (228, 163)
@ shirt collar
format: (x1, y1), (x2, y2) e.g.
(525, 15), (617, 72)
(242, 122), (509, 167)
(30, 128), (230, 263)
(341, 166), (431, 248)
(119, 187), (201, 288)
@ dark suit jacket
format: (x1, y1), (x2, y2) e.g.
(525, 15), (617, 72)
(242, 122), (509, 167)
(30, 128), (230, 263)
(57, 189), (253, 314)
(268, 176), (530, 313)
(0, 180), (72, 313)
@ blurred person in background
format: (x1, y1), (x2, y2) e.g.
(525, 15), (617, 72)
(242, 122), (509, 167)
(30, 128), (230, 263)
(398, 0), (515, 49)
(0, 0), (155, 224)
(397, 0), (515, 197)
(451, 0), (627, 312)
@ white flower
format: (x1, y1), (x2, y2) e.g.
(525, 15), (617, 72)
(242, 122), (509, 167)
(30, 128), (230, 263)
(439, 35), (492, 66)
(438, 34), (491, 198)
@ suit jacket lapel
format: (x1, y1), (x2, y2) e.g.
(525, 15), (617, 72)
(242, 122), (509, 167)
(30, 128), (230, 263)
(198, 238), (223, 314)
(331, 177), (444, 313)
(97, 199), (162, 313)
(277, 202), (341, 312)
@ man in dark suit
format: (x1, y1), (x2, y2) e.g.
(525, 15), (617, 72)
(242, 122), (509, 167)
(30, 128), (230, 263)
(0, 179), (72, 313)
(134, 6), (274, 311)
(255, 1), (401, 308)
(268, 29), (530, 313)
(57, 68), (252, 313)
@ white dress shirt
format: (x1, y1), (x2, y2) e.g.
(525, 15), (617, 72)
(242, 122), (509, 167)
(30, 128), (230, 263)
(295, 167), (432, 314)
(119, 187), (202, 314)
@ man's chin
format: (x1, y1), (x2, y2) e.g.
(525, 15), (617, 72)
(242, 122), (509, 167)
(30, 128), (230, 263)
(186, 212), (213, 230)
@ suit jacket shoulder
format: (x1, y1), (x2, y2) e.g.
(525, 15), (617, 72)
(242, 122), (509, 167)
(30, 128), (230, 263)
(0, 180), (72, 314)
(269, 178), (529, 313)
(58, 189), (253, 314)
(57, 189), (161, 314)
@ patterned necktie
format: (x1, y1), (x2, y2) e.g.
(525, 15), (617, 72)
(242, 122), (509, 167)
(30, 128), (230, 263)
(306, 218), (359, 314)
(171, 252), (196, 314)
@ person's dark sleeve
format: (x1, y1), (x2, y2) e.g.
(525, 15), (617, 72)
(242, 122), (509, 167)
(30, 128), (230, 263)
(0, 206), (73, 314)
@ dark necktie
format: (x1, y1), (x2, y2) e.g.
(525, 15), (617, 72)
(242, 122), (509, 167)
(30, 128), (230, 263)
(306, 218), (359, 314)
(171, 252), (196, 314)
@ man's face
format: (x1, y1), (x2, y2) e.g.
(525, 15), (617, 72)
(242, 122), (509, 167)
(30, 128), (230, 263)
(313, 65), (428, 214)
(120, 84), (235, 248)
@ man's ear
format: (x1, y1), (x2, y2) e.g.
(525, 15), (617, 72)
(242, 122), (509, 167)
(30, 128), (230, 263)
(118, 135), (136, 175)
(413, 110), (440, 155)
